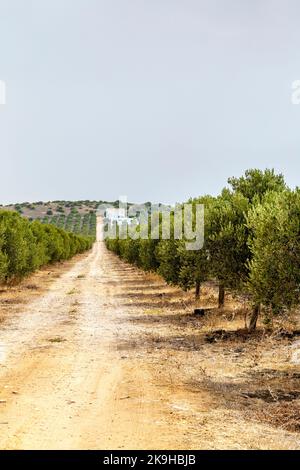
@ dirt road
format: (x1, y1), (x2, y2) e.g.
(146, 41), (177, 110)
(0, 219), (299, 449)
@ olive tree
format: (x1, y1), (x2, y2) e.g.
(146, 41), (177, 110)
(247, 190), (300, 327)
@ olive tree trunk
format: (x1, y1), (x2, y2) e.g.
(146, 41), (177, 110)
(248, 304), (260, 332)
(218, 283), (225, 308)
(195, 281), (201, 300)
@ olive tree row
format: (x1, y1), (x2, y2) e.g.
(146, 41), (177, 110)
(106, 169), (293, 330)
(0, 210), (94, 283)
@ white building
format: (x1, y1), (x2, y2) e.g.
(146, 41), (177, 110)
(105, 208), (134, 226)
(105, 208), (126, 221)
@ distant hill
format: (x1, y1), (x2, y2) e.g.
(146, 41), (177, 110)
(0, 200), (171, 238)
(0, 200), (120, 238)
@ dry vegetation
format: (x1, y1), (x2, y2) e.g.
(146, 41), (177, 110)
(108, 261), (300, 438)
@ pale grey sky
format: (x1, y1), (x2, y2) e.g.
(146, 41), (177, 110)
(0, 0), (299, 205)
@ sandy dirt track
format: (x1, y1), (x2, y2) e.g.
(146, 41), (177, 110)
(0, 221), (300, 449)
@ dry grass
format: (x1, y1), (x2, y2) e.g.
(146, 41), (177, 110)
(110, 257), (300, 437)
(252, 402), (300, 432)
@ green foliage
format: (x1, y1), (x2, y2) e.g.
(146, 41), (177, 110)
(156, 238), (181, 285)
(247, 190), (300, 313)
(41, 211), (97, 239)
(207, 190), (250, 291)
(0, 210), (93, 283)
(227, 168), (286, 204)
(0, 218), (8, 282)
(138, 239), (160, 272)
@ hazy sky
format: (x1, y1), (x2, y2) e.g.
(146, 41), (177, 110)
(0, 0), (299, 205)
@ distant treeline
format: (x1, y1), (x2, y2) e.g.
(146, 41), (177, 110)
(0, 210), (94, 283)
(106, 169), (300, 330)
